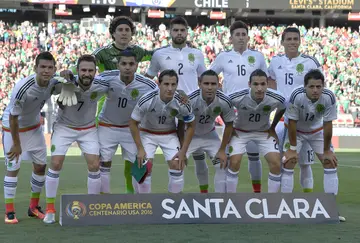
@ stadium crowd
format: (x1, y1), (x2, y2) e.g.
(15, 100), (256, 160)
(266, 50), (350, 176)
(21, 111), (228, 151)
(0, 20), (359, 119)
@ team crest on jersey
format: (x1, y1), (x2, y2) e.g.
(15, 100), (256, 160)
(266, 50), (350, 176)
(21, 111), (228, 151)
(316, 104), (325, 113)
(188, 53), (195, 64)
(284, 142), (290, 150)
(131, 89), (139, 100)
(51, 145), (56, 153)
(170, 109), (178, 117)
(90, 92), (98, 101)
(229, 146), (233, 154)
(296, 63), (304, 74)
(15, 100), (21, 106)
(248, 56), (256, 66)
(263, 105), (271, 114)
(213, 106), (222, 115)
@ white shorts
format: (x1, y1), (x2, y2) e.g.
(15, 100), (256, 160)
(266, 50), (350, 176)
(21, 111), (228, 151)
(51, 123), (99, 156)
(141, 131), (180, 161)
(186, 130), (220, 159)
(2, 126), (47, 171)
(98, 126), (137, 163)
(229, 130), (279, 156)
(280, 122), (315, 165)
(283, 129), (325, 156)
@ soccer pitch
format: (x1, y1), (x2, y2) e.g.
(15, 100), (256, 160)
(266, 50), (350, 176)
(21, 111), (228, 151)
(1, 148), (360, 243)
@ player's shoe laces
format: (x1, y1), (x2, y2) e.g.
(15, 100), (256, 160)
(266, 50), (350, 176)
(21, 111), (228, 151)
(5, 212), (18, 224)
(28, 206), (45, 220)
(43, 212), (56, 224)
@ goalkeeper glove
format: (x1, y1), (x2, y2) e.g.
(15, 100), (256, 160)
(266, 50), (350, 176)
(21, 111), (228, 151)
(54, 76), (78, 107)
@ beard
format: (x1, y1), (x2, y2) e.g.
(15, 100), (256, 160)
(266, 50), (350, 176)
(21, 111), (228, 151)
(172, 36), (186, 45)
(79, 76), (93, 87)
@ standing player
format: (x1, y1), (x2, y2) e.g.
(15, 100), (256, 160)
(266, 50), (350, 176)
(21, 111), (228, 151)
(281, 69), (343, 219)
(268, 27), (322, 193)
(2, 52), (59, 224)
(92, 16), (153, 194)
(97, 50), (158, 194)
(209, 20), (269, 193)
(43, 55), (109, 224)
(129, 70), (195, 193)
(187, 70), (235, 192)
(145, 16), (208, 193)
(227, 69), (286, 193)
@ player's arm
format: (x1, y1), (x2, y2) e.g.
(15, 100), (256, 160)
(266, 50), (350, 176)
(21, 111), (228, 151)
(269, 96), (286, 142)
(145, 52), (160, 79)
(197, 51), (207, 76)
(208, 53), (223, 74)
(130, 101), (147, 167)
(284, 100), (300, 163)
(176, 120), (185, 148)
(322, 91), (338, 166)
(267, 59), (277, 90)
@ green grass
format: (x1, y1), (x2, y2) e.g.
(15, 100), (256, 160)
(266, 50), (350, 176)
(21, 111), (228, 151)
(1, 149), (360, 243)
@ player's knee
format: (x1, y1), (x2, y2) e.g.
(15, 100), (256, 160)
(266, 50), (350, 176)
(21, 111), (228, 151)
(100, 161), (112, 168)
(265, 153), (281, 174)
(229, 155), (242, 171)
(88, 161), (100, 172)
(168, 160), (181, 170)
(33, 163), (46, 174)
(283, 159), (297, 170)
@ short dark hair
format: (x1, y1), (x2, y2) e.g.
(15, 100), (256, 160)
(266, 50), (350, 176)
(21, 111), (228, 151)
(230, 20), (248, 36)
(35, 51), (56, 66)
(77, 54), (96, 69)
(281, 27), (300, 42)
(158, 69), (178, 84)
(249, 69), (268, 83)
(304, 69), (325, 86)
(170, 16), (188, 29)
(117, 49), (137, 62)
(200, 70), (219, 82)
(109, 16), (135, 40)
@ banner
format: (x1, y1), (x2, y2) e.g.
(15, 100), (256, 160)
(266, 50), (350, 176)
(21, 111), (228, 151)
(248, 0), (358, 10)
(60, 193), (339, 226)
(122, 0), (246, 8)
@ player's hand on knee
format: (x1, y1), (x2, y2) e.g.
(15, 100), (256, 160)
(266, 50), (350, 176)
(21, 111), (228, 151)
(283, 149), (298, 166)
(7, 144), (22, 163)
(137, 147), (147, 168)
(323, 150), (338, 168)
(216, 149), (227, 169)
(172, 150), (186, 170)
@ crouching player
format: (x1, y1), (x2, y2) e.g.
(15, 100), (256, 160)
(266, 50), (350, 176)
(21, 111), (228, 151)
(281, 69), (345, 221)
(187, 70), (235, 192)
(43, 55), (109, 224)
(227, 69), (286, 193)
(129, 70), (195, 193)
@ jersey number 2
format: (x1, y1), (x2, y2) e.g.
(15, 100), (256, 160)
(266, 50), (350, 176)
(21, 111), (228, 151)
(178, 63), (184, 75)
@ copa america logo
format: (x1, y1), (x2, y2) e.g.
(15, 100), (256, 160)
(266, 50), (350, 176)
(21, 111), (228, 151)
(66, 201), (87, 220)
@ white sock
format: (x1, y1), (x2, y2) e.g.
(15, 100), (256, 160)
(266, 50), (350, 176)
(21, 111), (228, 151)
(88, 170), (101, 194)
(193, 153), (209, 189)
(214, 164), (226, 193)
(138, 176), (152, 193)
(4, 176), (17, 210)
(281, 168), (294, 193)
(100, 166), (111, 193)
(45, 169), (60, 199)
(300, 164), (314, 191)
(132, 176), (139, 193)
(31, 172), (45, 194)
(324, 168), (338, 195)
(226, 168), (239, 193)
(168, 169), (184, 193)
(268, 172), (281, 193)
(248, 153), (262, 182)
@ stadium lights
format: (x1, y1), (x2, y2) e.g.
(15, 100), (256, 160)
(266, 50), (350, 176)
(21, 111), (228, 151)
(83, 6), (90, 12)
(133, 8), (141, 13)
(108, 7), (115, 12)
(185, 10), (192, 15)
(201, 11), (208, 15)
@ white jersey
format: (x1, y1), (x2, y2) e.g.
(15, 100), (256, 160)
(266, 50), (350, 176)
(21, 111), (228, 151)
(189, 89), (236, 136)
(286, 87), (337, 133)
(131, 90), (195, 132)
(147, 45), (206, 93)
(2, 74), (59, 129)
(229, 88), (286, 132)
(268, 53), (322, 101)
(56, 77), (109, 128)
(98, 71), (158, 126)
(209, 49), (268, 95)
